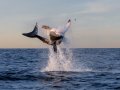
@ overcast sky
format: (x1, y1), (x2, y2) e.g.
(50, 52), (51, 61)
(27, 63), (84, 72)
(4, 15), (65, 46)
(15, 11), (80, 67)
(0, 0), (120, 48)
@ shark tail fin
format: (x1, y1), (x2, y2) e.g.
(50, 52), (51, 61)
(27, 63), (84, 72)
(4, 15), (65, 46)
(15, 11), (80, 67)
(22, 23), (38, 38)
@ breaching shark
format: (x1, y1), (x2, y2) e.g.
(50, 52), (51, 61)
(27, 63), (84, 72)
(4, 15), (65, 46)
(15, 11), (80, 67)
(22, 19), (71, 53)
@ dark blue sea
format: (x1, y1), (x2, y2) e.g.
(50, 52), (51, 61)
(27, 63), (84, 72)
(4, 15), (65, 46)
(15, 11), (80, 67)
(0, 48), (120, 90)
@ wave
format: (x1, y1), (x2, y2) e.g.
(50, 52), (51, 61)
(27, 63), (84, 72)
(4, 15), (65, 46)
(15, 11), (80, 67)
(0, 70), (87, 81)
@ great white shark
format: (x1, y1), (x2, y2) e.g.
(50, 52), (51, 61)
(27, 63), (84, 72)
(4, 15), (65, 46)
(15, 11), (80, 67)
(22, 19), (71, 53)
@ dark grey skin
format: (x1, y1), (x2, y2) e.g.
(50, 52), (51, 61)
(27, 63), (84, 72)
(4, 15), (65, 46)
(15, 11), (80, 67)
(22, 19), (71, 53)
(22, 24), (63, 53)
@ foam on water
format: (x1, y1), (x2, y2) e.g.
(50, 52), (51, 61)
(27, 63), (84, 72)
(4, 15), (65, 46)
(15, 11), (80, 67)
(43, 46), (72, 71)
(42, 38), (91, 72)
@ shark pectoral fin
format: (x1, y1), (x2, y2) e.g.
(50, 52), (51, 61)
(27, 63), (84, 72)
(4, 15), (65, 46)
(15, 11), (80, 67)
(42, 25), (51, 30)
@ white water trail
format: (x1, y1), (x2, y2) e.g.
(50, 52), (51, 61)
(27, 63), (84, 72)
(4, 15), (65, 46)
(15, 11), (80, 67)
(42, 37), (92, 72)
(42, 37), (73, 71)
(43, 47), (72, 71)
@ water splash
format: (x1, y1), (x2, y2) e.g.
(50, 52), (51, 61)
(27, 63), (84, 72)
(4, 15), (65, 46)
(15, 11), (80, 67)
(42, 38), (92, 72)
(43, 46), (72, 71)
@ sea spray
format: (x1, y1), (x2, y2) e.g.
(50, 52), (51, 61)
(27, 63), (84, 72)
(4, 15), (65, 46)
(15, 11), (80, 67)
(42, 37), (92, 72)
(42, 37), (74, 71)
(43, 46), (73, 71)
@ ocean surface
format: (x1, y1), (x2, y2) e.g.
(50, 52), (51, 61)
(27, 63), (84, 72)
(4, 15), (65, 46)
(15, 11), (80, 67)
(0, 48), (120, 90)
